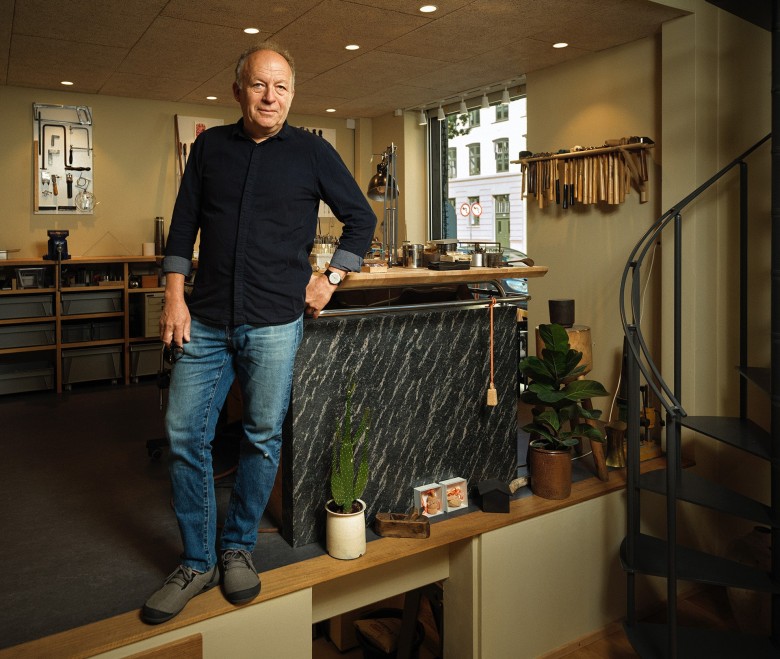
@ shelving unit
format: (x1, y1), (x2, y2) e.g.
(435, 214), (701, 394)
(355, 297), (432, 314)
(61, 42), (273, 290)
(0, 256), (165, 394)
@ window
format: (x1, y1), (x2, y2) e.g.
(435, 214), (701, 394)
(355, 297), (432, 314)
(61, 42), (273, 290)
(495, 103), (509, 122)
(494, 139), (509, 173)
(427, 95), (527, 245)
(494, 194), (510, 248)
(468, 195), (480, 225)
(447, 147), (457, 179)
(468, 144), (480, 176)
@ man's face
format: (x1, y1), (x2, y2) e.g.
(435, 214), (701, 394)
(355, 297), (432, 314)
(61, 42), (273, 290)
(233, 50), (294, 141)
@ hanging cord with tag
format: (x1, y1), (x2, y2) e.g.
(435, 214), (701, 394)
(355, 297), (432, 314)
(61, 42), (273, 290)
(487, 297), (498, 406)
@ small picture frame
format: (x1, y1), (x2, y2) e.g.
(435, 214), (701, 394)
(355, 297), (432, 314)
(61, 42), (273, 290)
(440, 477), (469, 512)
(413, 483), (445, 517)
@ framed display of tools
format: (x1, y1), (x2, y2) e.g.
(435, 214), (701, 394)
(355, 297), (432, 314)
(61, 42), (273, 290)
(32, 103), (94, 214)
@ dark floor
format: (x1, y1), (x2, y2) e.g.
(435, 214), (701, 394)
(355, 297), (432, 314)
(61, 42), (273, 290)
(0, 381), (326, 650)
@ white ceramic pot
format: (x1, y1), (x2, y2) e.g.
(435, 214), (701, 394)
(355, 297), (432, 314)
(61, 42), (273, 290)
(325, 499), (367, 560)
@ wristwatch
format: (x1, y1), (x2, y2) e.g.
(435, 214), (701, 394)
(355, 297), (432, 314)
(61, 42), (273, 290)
(323, 268), (344, 286)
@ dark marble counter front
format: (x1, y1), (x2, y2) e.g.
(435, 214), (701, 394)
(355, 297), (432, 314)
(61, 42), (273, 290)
(280, 301), (519, 547)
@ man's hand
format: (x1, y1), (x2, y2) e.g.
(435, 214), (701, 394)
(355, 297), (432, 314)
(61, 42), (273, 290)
(159, 273), (191, 346)
(305, 269), (345, 319)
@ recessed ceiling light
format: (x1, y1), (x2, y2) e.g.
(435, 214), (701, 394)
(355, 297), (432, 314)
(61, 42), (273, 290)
(206, 96), (217, 100)
(326, 108), (336, 113)
(553, 42), (568, 49)
(345, 44), (360, 50)
(244, 27), (260, 34)
(60, 81), (74, 86)
(420, 5), (437, 12)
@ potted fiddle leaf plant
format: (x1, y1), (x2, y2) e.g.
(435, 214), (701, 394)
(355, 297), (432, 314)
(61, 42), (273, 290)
(519, 323), (609, 499)
(326, 378), (371, 559)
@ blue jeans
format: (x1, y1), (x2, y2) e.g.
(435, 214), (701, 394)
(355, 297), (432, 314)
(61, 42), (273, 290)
(165, 316), (303, 572)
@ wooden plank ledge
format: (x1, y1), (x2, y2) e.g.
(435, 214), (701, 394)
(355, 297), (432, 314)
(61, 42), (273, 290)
(1, 458), (666, 659)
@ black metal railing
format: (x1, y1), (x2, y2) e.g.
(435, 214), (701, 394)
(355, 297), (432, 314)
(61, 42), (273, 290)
(618, 132), (771, 658)
(619, 133), (769, 419)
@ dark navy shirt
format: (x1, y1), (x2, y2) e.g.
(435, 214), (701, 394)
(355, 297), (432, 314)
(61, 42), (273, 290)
(164, 119), (376, 326)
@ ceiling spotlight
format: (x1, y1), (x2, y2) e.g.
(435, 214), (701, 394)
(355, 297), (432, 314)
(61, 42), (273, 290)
(243, 27), (260, 34)
(206, 95), (217, 100)
(418, 109), (428, 126)
(553, 42), (568, 49)
(481, 91), (489, 109)
(419, 4), (437, 12)
(437, 104), (445, 121)
(459, 97), (467, 114)
(326, 108), (336, 113)
(501, 87), (510, 104)
(60, 81), (74, 86)
(345, 44), (360, 50)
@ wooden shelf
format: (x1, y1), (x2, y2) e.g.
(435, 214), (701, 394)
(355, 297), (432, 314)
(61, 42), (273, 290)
(0, 256), (163, 393)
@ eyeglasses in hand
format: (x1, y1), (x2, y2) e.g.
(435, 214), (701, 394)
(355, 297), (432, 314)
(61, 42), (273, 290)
(163, 343), (184, 366)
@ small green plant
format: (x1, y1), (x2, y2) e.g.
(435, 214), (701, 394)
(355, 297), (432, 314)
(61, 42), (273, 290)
(519, 323), (609, 450)
(330, 378), (371, 514)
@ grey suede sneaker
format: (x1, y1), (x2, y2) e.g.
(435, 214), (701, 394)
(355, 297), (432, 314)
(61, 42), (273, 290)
(141, 564), (219, 624)
(221, 549), (261, 605)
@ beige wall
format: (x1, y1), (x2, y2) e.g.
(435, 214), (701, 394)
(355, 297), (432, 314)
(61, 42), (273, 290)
(661, 3), (771, 553)
(0, 85), (363, 259)
(525, 36), (662, 402)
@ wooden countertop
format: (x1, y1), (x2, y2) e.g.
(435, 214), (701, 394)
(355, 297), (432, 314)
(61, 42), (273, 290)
(0, 256), (161, 266)
(335, 265), (548, 290)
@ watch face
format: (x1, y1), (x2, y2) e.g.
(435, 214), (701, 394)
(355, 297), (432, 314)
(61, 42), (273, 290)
(327, 271), (341, 285)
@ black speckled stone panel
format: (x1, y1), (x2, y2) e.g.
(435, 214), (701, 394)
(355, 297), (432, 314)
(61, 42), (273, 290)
(281, 305), (518, 547)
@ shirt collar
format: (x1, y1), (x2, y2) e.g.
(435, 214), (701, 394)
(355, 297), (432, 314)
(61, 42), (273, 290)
(233, 118), (290, 142)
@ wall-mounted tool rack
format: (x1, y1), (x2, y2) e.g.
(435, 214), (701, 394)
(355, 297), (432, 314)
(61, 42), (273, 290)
(513, 140), (654, 210)
(32, 103), (94, 214)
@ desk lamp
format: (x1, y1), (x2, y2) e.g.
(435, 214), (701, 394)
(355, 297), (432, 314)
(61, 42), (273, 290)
(366, 144), (399, 266)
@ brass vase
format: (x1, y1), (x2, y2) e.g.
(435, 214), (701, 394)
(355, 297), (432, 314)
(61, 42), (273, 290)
(605, 421), (628, 468)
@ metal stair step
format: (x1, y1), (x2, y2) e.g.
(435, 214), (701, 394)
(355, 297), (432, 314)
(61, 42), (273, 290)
(620, 533), (779, 593)
(624, 621), (777, 658)
(639, 469), (773, 526)
(679, 416), (771, 460)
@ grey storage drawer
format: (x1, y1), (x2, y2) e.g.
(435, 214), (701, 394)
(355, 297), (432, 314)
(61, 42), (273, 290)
(62, 345), (122, 385)
(0, 359), (54, 395)
(61, 319), (123, 343)
(0, 322), (55, 349)
(0, 294), (54, 320)
(130, 342), (161, 379)
(61, 291), (122, 315)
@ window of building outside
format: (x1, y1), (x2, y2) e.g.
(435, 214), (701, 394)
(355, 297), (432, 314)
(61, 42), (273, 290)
(468, 144), (480, 176)
(494, 138), (509, 173)
(427, 95), (526, 251)
(494, 194), (510, 248)
(468, 195), (480, 225)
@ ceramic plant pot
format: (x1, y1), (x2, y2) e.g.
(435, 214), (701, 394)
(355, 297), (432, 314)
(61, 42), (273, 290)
(529, 446), (573, 500)
(326, 499), (367, 560)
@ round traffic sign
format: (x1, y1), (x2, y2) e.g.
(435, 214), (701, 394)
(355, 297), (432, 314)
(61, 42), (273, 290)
(471, 202), (483, 217)
(459, 202), (471, 217)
